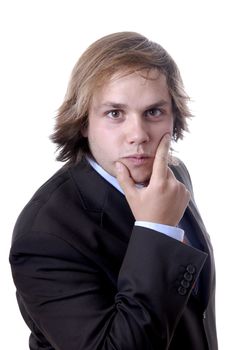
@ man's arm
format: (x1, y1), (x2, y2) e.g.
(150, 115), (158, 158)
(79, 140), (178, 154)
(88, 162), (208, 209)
(10, 224), (207, 350)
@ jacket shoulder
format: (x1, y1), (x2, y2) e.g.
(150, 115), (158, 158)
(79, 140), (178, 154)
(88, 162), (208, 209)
(170, 157), (194, 195)
(11, 164), (75, 243)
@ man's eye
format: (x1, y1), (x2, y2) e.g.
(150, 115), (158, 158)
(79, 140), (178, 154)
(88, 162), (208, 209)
(145, 108), (162, 118)
(106, 110), (121, 118)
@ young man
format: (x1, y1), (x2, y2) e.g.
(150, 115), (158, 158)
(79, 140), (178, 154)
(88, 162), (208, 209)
(10, 32), (218, 349)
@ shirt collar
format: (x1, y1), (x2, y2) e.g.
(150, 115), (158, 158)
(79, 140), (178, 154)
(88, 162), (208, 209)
(86, 156), (124, 194)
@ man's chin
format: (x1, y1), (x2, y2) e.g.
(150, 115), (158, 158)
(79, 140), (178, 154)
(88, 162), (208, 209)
(129, 170), (151, 186)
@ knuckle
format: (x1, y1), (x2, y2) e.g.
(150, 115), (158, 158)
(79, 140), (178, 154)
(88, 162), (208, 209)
(156, 153), (168, 163)
(155, 179), (167, 192)
(186, 189), (191, 201)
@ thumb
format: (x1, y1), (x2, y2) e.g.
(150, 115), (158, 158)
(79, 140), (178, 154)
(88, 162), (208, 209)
(115, 161), (136, 196)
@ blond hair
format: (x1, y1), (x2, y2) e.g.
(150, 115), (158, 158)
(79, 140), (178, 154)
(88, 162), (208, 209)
(51, 31), (191, 164)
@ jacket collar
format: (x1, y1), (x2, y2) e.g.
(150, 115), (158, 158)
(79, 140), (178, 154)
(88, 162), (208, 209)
(69, 158), (135, 243)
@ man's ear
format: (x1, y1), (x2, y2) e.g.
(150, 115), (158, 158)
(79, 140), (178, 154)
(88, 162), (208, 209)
(81, 127), (88, 137)
(80, 119), (88, 137)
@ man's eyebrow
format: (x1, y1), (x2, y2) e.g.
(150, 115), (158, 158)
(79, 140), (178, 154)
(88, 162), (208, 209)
(145, 100), (171, 109)
(99, 100), (170, 109)
(100, 102), (128, 109)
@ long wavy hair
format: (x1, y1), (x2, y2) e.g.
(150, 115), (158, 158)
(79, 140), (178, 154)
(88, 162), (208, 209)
(51, 32), (192, 164)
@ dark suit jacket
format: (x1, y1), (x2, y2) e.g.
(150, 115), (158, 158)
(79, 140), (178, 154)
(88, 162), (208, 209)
(10, 158), (218, 349)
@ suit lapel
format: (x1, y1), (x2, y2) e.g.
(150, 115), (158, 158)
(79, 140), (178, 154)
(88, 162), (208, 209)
(70, 158), (134, 239)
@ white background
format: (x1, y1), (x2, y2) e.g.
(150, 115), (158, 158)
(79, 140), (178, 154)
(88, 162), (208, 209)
(1, 0), (233, 348)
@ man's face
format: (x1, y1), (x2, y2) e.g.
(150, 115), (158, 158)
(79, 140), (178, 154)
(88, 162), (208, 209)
(84, 69), (174, 184)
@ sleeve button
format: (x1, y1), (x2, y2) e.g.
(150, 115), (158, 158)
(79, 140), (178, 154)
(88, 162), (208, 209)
(181, 279), (190, 288)
(184, 272), (193, 281)
(186, 264), (196, 274)
(178, 286), (187, 296)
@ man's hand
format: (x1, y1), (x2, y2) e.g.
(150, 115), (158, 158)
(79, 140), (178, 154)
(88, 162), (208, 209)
(116, 134), (190, 226)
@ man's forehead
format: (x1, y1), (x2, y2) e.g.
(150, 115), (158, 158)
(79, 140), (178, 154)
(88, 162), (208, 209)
(91, 68), (168, 103)
(108, 67), (163, 83)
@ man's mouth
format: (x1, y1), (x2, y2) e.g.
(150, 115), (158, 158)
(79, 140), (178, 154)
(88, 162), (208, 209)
(122, 154), (152, 166)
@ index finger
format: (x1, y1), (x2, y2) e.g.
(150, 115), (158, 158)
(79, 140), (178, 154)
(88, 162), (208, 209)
(150, 133), (171, 182)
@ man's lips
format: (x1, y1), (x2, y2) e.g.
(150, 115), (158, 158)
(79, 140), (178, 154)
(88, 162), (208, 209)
(121, 154), (152, 166)
(122, 153), (152, 158)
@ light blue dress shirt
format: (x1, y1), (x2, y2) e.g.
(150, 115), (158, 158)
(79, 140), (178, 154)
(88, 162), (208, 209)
(87, 157), (184, 242)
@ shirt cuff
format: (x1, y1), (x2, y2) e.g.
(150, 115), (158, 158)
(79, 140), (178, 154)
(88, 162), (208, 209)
(135, 221), (184, 242)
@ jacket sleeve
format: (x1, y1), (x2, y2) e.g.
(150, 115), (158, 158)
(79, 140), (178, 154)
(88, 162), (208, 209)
(10, 224), (207, 350)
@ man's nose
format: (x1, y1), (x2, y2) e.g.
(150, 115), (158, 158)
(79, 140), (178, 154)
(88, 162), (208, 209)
(125, 117), (150, 145)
